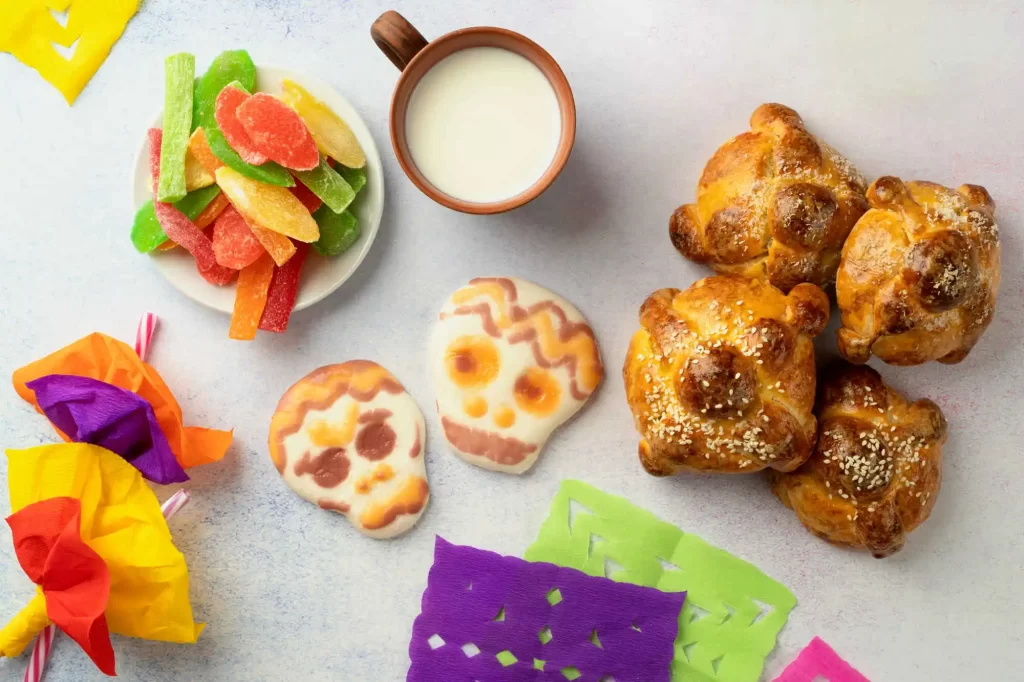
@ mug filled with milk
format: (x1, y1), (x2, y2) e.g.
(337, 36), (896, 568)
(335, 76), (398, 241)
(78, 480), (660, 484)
(372, 11), (576, 214)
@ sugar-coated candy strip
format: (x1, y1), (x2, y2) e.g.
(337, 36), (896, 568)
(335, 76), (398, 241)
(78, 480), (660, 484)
(188, 128), (225, 175)
(154, 201), (236, 285)
(156, 187), (227, 252)
(215, 166), (319, 242)
(148, 127), (163, 190)
(206, 127), (295, 187)
(214, 82), (269, 165)
(132, 186), (221, 253)
(157, 53), (195, 202)
(259, 243), (309, 333)
(237, 93), (319, 171)
(193, 56), (291, 185)
(193, 191), (231, 229)
(293, 157), (355, 213)
(175, 185), (222, 217)
(312, 207), (360, 257)
(336, 164), (367, 195)
(201, 74), (294, 184)
(212, 205), (268, 269)
(280, 79), (366, 168)
(194, 50), (256, 131)
(290, 183), (322, 214)
(150, 128), (235, 284)
(184, 140), (215, 191)
(249, 224), (297, 267)
(229, 254), (275, 340)
(131, 202), (168, 252)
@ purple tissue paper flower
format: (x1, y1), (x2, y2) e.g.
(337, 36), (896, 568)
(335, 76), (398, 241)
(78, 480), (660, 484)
(26, 374), (188, 484)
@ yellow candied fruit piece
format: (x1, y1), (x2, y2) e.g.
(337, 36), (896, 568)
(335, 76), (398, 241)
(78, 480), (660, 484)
(280, 79), (366, 169)
(214, 166), (319, 243)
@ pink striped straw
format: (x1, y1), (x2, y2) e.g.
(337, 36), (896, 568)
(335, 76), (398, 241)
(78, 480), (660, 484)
(23, 489), (191, 682)
(21, 625), (53, 682)
(134, 312), (159, 361)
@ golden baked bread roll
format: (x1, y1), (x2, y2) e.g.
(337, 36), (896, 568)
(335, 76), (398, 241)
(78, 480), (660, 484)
(836, 177), (1000, 365)
(623, 275), (829, 475)
(670, 103), (868, 292)
(770, 362), (947, 558)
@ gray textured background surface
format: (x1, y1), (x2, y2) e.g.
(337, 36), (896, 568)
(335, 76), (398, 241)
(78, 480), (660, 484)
(1, 1), (1022, 680)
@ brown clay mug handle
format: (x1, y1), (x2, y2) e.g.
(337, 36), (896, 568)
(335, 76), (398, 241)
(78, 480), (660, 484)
(371, 11), (429, 71)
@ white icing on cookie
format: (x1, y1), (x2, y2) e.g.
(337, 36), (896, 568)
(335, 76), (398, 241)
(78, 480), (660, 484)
(268, 361), (429, 539)
(429, 277), (603, 474)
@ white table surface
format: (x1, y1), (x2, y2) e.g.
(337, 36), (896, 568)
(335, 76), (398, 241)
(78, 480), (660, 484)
(2, 1), (1022, 680)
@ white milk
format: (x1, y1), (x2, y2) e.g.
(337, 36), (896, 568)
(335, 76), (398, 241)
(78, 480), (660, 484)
(405, 47), (562, 204)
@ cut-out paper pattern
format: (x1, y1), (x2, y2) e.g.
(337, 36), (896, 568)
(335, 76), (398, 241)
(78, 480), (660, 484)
(772, 637), (870, 682)
(525, 481), (797, 682)
(408, 537), (686, 681)
(0, 0), (141, 104)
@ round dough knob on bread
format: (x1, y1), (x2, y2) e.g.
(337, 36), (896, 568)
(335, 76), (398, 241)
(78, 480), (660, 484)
(268, 361), (429, 539)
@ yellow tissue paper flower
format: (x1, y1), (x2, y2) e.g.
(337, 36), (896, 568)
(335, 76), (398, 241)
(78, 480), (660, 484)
(0, 0), (140, 104)
(0, 443), (203, 657)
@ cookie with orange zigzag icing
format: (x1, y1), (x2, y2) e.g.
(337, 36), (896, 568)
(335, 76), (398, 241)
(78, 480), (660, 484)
(430, 277), (604, 474)
(268, 361), (429, 539)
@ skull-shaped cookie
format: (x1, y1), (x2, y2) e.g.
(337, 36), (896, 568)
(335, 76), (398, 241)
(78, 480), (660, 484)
(430, 277), (604, 474)
(268, 361), (429, 539)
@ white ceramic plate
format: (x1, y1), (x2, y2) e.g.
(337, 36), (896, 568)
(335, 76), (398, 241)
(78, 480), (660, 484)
(132, 66), (384, 314)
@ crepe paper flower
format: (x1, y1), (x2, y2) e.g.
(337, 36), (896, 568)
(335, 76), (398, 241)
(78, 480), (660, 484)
(6, 497), (116, 675)
(0, 443), (204, 667)
(26, 374), (189, 485)
(12, 332), (232, 469)
(0, 0), (140, 104)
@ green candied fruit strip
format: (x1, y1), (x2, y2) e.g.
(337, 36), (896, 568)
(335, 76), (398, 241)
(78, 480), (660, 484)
(175, 184), (222, 216)
(335, 164), (367, 195)
(190, 78), (201, 132)
(157, 53), (196, 202)
(131, 185), (222, 253)
(311, 207), (360, 256)
(194, 49), (256, 131)
(206, 127), (295, 187)
(293, 157), (355, 213)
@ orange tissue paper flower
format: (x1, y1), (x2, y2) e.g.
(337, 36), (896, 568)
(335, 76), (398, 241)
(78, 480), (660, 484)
(12, 332), (232, 469)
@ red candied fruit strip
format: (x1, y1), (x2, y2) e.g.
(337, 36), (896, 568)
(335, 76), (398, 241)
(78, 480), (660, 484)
(149, 128), (236, 285)
(237, 93), (319, 171)
(212, 205), (267, 269)
(154, 202), (237, 285)
(289, 183), (322, 214)
(259, 242), (309, 332)
(148, 127), (162, 191)
(214, 84), (269, 165)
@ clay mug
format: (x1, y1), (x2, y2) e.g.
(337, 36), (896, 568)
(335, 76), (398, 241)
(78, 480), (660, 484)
(371, 10), (576, 214)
